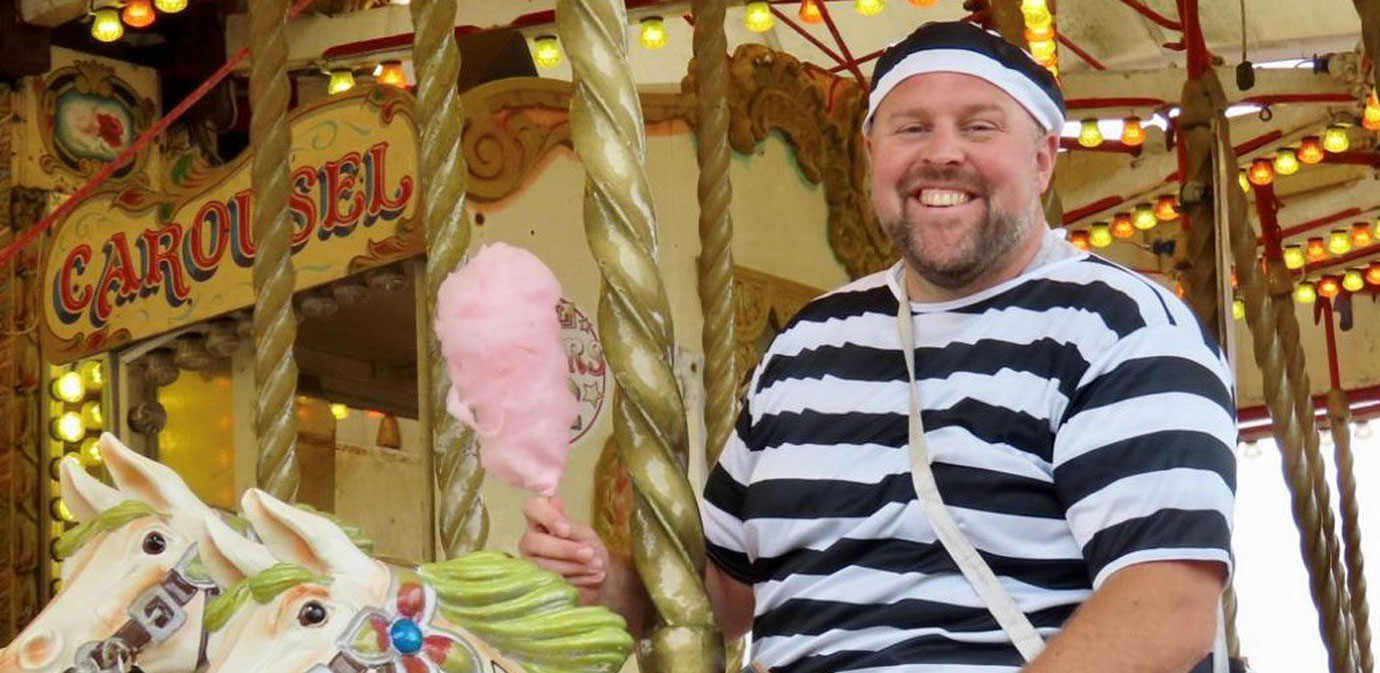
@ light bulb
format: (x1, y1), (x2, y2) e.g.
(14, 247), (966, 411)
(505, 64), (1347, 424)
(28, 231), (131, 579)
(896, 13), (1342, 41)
(1323, 124), (1350, 153)
(1077, 119), (1102, 148)
(154, 0), (188, 12)
(532, 36), (563, 69)
(1121, 117), (1146, 146)
(1282, 245), (1306, 270)
(1294, 281), (1317, 304)
(1343, 269), (1365, 292)
(52, 372), (85, 403)
(1232, 298), (1245, 321)
(1297, 136), (1324, 164)
(1089, 222), (1113, 248)
(52, 412), (86, 443)
(1133, 203), (1157, 230)
(122, 0), (155, 28)
(327, 69), (355, 95)
(854, 0), (885, 16)
(330, 403), (350, 420)
(376, 61), (407, 87)
(1328, 229), (1352, 255)
(91, 8), (123, 42)
(744, 1), (775, 31)
(1273, 148), (1299, 176)
(798, 0), (822, 23)
(639, 16), (668, 50)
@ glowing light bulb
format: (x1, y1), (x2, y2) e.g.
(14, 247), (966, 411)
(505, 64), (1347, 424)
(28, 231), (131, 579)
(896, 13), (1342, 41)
(52, 412), (86, 443)
(1294, 281), (1317, 304)
(81, 402), (104, 431)
(1077, 119), (1102, 148)
(79, 437), (103, 467)
(1351, 222), (1372, 248)
(1089, 222), (1113, 248)
(79, 361), (104, 392)
(1343, 269), (1365, 292)
(532, 36), (563, 69)
(154, 0), (188, 12)
(122, 0), (155, 28)
(854, 0), (885, 16)
(330, 403), (350, 420)
(1367, 262), (1380, 286)
(1306, 237), (1328, 262)
(376, 61), (407, 87)
(52, 372), (85, 403)
(1020, 0), (1052, 27)
(745, 1), (775, 30)
(910, 0), (938, 5)
(1133, 202), (1157, 231)
(798, 0), (822, 22)
(1111, 213), (1136, 239)
(1328, 229), (1352, 255)
(1273, 148), (1299, 176)
(1318, 275), (1341, 298)
(1121, 117), (1146, 146)
(1232, 298), (1245, 321)
(1282, 245), (1306, 270)
(1298, 136), (1324, 164)
(1029, 40), (1057, 65)
(1069, 230), (1091, 251)
(1153, 195), (1179, 223)
(1247, 158), (1273, 186)
(91, 8), (123, 42)
(1365, 91), (1380, 132)
(1323, 124), (1350, 153)
(328, 69), (355, 95)
(639, 16), (668, 50)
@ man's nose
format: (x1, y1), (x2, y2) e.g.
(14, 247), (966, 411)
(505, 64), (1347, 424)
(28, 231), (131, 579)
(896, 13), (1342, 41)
(919, 126), (964, 165)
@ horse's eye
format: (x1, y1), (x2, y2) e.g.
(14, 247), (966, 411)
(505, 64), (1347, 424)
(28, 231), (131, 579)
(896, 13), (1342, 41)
(298, 601), (328, 627)
(142, 532), (167, 555)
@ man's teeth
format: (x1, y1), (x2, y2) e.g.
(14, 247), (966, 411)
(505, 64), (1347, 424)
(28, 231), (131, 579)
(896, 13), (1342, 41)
(918, 189), (973, 207)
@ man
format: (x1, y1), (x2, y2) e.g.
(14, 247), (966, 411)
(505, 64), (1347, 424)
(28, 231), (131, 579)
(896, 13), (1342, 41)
(521, 20), (1236, 673)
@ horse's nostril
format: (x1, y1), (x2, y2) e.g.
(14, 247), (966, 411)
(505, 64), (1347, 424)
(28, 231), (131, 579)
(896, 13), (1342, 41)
(16, 628), (61, 669)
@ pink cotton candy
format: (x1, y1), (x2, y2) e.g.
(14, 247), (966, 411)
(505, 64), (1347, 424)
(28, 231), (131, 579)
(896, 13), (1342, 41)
(434, 243), (580, 496)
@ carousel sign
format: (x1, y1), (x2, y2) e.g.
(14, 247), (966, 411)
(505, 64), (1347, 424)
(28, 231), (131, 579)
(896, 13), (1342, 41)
(42, 88), (423, 362)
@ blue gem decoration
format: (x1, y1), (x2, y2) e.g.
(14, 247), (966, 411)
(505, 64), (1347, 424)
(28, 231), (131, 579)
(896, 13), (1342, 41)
(389, 618), (423, 655)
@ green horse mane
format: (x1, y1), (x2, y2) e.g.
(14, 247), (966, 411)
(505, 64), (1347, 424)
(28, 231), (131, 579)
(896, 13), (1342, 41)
(422, 551), (632, 673)
(205, 550), (632, 673)
(54, 500), (158, 560)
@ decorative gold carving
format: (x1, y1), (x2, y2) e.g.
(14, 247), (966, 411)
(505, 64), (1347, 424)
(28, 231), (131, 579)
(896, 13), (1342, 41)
(37, 60), (156, 183)
(592, 432), (633, 564)
(732, 266), (821, 394)
(3, 182), (48, 637)
(460, 78), (688, 204)
(721, 45), (892, 279)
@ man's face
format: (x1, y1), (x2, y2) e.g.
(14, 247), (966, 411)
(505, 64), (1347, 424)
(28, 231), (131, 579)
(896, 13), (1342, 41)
(866, 72), (1058, 290)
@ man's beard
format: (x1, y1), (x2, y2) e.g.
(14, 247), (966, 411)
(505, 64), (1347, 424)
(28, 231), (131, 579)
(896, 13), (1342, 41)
(882, 170), (1031, 291)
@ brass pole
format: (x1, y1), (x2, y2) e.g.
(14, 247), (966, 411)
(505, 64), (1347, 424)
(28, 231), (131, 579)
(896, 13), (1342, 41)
(1329, 386), (1373, 673)
(248, 0), (300, 501)
(557, 0), (722, 670)
(408, 0), (488, 559)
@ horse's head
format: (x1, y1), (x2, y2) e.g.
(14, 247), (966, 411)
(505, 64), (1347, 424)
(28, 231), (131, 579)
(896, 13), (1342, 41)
(0, 434), (218, 673)
(203, 489), (634, 673)
(199, 488), (394, 673)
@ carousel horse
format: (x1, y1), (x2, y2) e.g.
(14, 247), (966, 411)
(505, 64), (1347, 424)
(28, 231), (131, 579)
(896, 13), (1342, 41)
(196, 487), (633, 673)
(0, 434), (224, 673)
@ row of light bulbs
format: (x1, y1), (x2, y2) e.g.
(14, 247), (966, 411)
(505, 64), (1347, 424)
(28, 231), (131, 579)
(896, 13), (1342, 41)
(1068, 195), (1181, 250)
(325, 61), (409, 95)
(1020, 0), (1058, 79)
(89, 0), (189, 43)
(1287, 264), (1380, 305)
(48, 362), (107, 466)
(524, 0), (943, 68)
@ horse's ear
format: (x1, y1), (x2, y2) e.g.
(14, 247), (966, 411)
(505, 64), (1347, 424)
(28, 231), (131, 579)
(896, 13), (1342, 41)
(199, 512), (274, 587)
(240, 489), (375, 579)
(60, 456), (123, 521)
(98, 433), (209, 518)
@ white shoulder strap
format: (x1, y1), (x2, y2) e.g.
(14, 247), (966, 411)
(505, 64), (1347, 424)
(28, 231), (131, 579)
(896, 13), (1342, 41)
(895, 292), (1046, 661)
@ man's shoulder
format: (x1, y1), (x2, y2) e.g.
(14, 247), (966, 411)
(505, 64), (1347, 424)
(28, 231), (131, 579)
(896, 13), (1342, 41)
(1006, 254), (1201, 335)
(785, 269), (898, 329)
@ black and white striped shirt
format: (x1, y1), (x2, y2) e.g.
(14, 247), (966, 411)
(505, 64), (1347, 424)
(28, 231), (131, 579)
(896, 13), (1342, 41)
(703, 240), (1236, 673)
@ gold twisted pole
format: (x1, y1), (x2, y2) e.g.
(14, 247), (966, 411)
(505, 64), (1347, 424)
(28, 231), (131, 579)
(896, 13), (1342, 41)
(1329, 385), (1373, 673)
(687, 3), (738, 668)
(248, 0), (300, 501)
(688, 0), (737, 481)
(1229, 194), (1356, 672)
(557, 1), (722, 671)
(408, 0), (487, 558)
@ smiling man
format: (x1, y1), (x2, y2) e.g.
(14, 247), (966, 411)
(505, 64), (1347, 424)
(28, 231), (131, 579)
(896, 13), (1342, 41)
(521, 20), (1237, 673)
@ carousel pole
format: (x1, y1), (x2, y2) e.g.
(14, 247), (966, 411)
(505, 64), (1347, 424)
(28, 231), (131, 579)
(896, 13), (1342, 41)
(1353, 1), (1380, 97)
(248, 0), (300, 501)
(557, 0), (722, 670)
(408, 0), (488, 559)
(688, 0), (738, 667)
(1320, 298), (1374, 673)
(689, 0), (736, 479)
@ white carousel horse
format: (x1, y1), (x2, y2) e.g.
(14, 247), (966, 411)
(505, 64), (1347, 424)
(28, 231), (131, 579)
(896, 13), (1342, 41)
(0, 433), (227, 673)
(197, 487), (633, 673)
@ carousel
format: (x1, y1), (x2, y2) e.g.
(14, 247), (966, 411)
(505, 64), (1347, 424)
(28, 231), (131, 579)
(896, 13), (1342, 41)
(0, 0), (1377, 671)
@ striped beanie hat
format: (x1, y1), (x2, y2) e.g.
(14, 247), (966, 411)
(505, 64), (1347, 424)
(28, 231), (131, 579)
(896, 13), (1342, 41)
(865, 21), (1066, 133)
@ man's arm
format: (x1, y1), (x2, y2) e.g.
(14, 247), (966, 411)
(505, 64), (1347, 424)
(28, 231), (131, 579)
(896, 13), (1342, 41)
(519, 496), (755, 640)
(1023, 560), (1224, 673)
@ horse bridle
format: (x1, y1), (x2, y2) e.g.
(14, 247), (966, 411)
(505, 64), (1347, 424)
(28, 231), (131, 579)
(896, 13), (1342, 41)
(65, 546), (219, 673)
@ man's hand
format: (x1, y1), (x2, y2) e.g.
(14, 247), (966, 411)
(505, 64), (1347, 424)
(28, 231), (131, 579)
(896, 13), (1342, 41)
(518, 496), (608, 606)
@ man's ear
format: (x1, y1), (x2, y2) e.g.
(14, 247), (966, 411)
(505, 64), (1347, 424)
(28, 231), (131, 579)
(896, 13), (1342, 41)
(1035, 131), (1060, 192)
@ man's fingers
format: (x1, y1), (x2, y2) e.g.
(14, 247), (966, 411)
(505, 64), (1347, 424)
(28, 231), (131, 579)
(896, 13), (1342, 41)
(518, 531), (601, 565)
(523, 496), (572, 538)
